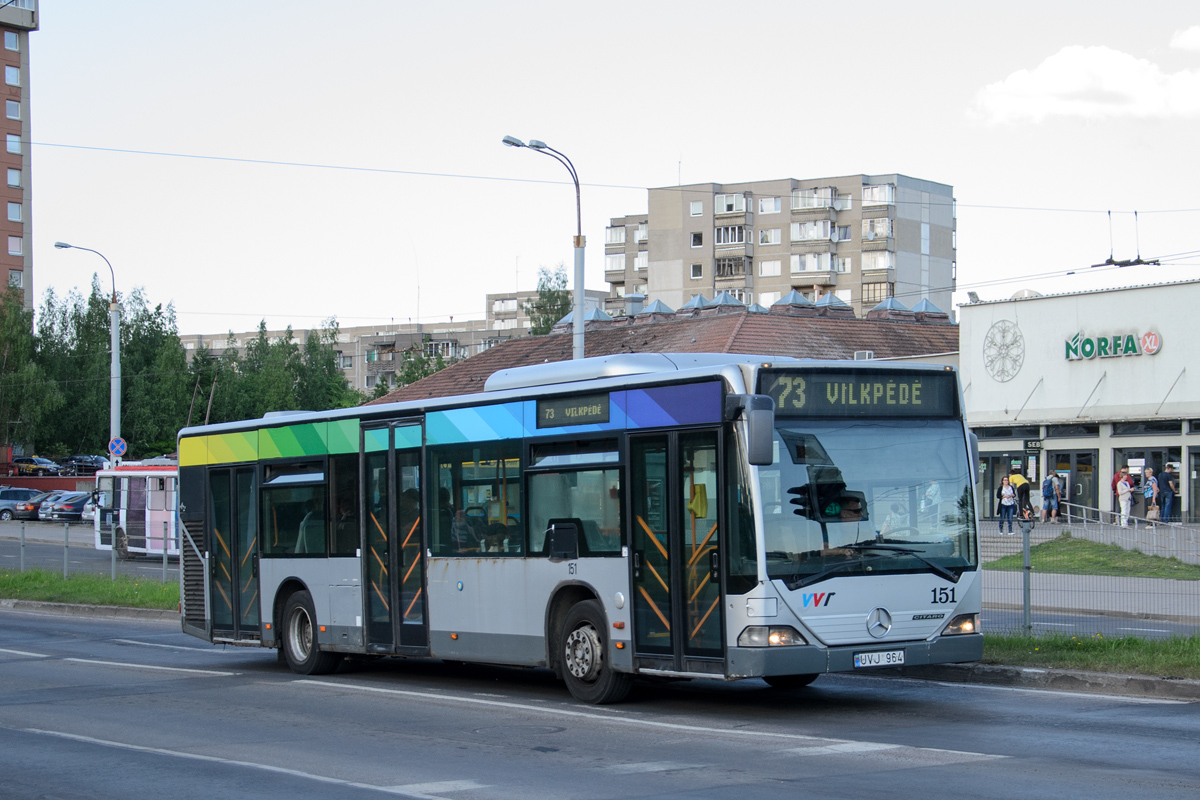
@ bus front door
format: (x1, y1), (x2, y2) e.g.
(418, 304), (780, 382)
(364, 422), (428, 654)
(630, 430), (724, 673)
(209, 467), (260, 641)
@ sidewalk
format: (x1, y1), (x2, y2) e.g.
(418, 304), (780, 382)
(981, 568), (1200, 622)
(0, 520), (96, 546)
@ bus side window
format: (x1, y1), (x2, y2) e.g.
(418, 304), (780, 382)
(429, 443), (523, 556)
(527, 468), (622, 556)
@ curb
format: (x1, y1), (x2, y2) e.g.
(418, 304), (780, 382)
(0, 598), (176, 622)
(874, 662), (1200, 702)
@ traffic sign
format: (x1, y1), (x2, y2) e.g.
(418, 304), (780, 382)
(108, 437), (127, 458)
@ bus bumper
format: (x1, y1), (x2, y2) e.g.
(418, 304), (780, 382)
(727, 633), (984, 678)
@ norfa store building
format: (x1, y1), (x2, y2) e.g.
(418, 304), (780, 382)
(959, 280), (1197, 522)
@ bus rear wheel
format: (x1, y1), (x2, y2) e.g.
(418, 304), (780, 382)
(763, 673), (819, 689)
(561, 600), (630, 705)
(282, 590), (341, 675)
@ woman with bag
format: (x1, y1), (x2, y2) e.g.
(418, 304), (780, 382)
(1144, 467), (1160, 521)
(996, 475), (1016, 535)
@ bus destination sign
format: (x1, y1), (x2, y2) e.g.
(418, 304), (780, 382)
(759, 369), (958, 418)
(536, 393), (611, 428)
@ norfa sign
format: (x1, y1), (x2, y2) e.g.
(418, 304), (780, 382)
(1065, 330), (1162, 361)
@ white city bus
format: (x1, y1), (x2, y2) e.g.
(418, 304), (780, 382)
(177, 354), (981, 703)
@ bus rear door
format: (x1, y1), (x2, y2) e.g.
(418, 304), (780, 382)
(363, 420), (428, 654)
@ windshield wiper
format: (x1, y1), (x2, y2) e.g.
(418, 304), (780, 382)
(785, 553), (893, 590)
(841, 542), (961, 583)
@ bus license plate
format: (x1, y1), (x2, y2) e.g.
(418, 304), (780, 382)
(854, 650), (904, 668)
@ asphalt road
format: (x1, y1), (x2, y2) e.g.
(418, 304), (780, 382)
(1, 609), (1197, 799)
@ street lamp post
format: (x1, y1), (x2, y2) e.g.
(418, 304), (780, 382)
(502, 136), (586, 360)
(54, 242), (120, 460)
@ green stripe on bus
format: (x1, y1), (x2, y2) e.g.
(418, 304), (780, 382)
(328, 419), (358, 454)
(208, 430), (258, 464)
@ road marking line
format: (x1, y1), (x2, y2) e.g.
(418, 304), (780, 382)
(784, 742), (901, 755)
(603, 761), (703, 774)
(293, 679), (1010, 759)
(1116, 627), (1171, 633)
(383, 780), (490, 796)
(918, 680), (1187, 704)
(111, 638), (227, 654)
(16, 727), (464, 799)
(0, 647), (47, 657)
(63, 658), (238, 676)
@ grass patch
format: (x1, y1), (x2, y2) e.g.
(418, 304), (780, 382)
(984, 532), (1200, 580)
(984, 632), (1200, 680)
(0, 568), (178, 610)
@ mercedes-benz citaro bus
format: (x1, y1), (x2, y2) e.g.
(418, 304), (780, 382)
(177, 353), (981, 704)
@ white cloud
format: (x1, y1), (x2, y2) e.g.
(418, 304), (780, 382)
(1170, 25), (1200, 51)
(970, 44), (1200, 124)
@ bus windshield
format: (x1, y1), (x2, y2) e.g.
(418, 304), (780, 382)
(760, 418), (976, 585)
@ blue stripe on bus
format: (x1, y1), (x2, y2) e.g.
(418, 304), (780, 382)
(424, 382), (722, 445)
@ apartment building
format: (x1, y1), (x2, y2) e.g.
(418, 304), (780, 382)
(604, 174), (955, 318)
(179, 289), (605, 393)
(1, 1), (37, 310)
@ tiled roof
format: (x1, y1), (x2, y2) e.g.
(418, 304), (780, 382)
(368, 309), (959, 404)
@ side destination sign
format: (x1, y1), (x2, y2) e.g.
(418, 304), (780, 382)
(537, 393), (610, 428)
(760, 369), (958, 418)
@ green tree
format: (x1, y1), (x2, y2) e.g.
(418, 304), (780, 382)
(295, 318), (363, 411)
(523, 265), (571, 335)
(0, 287), (63, 453)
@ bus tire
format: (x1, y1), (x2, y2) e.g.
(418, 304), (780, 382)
(282, 590), (340, 675)
(561, 599), (630, 705)
(114, 528), (130, 560)
(763, 674), (819, 690)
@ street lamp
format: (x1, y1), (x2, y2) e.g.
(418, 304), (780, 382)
(54, 242), (121, 461)
(502, 136), (586, 360)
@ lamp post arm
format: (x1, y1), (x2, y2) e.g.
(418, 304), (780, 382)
(529, 147), (581, 236)
(70, 245), (117, 302)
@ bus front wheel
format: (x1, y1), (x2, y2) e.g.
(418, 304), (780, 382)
(282, 590), (341, 675)
(561, 600), (631, 705)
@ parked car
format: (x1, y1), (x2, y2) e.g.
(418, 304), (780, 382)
(0, 486), (39, 520)
(14, 491), (58, 521)
(49, 491), (90, 521)
(59, 455), (110, 476)
(12, 456), (62, 476)
(37, 490), (70, 521)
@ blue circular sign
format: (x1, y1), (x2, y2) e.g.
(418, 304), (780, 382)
(108, 437), (127, 457)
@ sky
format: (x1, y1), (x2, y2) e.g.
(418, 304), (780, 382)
(27, 1), (1200, 336)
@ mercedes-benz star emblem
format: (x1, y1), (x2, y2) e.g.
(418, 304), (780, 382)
(866, 607), (892, 639)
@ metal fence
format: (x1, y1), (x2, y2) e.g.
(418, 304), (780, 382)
(981, 502), (1200, 639)
(3, 521), (179, 584)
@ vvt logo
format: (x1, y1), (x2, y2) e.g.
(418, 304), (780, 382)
(801, 592), (836, 607)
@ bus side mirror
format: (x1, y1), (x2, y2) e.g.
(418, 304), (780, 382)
(726, 394), (775, 466)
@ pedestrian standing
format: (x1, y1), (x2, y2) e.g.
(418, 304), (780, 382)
(996, 475), (1016, 534)
(1143, 467), (1159, 521)
(1160, 464), (1177, 523)
(1117, 471), (1133, 527)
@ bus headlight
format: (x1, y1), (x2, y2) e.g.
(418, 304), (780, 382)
(942, 614), (979, 635)
(738, 626), (808, 647)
